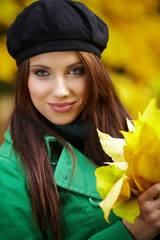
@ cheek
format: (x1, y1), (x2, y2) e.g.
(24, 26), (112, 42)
(74, 77), (88, 98)
(28, 79), (47, 101)
(28, 78), (36, 97)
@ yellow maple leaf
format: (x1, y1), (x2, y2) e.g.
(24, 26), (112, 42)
(96, 98), (160, 223)
(99, 174), (130, 223)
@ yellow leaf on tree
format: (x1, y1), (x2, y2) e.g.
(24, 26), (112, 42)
(139, 98), (160, 138)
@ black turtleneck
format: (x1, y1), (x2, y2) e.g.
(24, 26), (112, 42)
(51, 115), (86, 154)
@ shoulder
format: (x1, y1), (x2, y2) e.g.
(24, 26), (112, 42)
(0, 129), (26, 180)
(0, 131), (30, 227)
(0, 132), (42, 240)
(0, 128), (13, 157)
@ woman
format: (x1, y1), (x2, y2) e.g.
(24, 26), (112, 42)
(0, 0), (160, 239)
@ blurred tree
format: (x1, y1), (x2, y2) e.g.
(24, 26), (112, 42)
(80, 0), (160, 117)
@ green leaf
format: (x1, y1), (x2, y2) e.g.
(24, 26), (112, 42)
(95, 165), (124, 199)
(113, 199), (140, 224)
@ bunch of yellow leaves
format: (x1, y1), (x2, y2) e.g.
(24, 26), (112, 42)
(95, 98), (160, 224)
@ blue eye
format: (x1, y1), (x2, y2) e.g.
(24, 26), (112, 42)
(69, 67), (85, 75)
(35, 70), (49, 77)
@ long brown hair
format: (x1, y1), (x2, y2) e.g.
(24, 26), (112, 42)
(10, 51), (129, 239)
(78, 52), (129, 164)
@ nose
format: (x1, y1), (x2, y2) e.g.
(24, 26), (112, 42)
(53, 76), (70, 98)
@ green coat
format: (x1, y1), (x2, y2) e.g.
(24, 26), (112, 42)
(0, 129), (133, 240)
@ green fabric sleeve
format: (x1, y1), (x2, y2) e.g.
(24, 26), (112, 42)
(0, 156), (43, 240)
(88, 221), (133, 240)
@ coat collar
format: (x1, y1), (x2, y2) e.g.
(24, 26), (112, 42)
(4, 128), (12, 143)
(45, 135), (102, 200)
(5, 129), (102, 200)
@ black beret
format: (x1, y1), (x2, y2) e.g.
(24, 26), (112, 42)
(7, 0), (109, 66)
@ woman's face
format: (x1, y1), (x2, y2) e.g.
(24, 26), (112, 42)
(28, 51), (88, 125)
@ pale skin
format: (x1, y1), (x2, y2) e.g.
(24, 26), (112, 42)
(123, 183), (160, 240)
(28, 51), (160, 240)
(28, 51), (88, 125)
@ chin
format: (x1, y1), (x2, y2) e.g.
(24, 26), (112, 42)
(49, 117), (76, 125)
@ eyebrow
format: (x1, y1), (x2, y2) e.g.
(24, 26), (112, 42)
(30, 61), (83, 69)
(67, 61), (83, 68)
(30, 64), (51, 69)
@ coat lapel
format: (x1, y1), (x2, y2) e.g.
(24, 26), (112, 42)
(53, 143), (102, 200)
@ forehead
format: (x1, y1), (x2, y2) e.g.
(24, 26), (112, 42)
(29, 51), (81, 66)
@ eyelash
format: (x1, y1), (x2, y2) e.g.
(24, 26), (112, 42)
(68, 67), (85, 75)
(34, 70), (49, 77)
(34, 66), (85, 77)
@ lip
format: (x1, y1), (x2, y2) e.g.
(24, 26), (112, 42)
(48, 102), (76, 113)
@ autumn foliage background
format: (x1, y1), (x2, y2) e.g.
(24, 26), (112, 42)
(0, 0), (160, 144)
